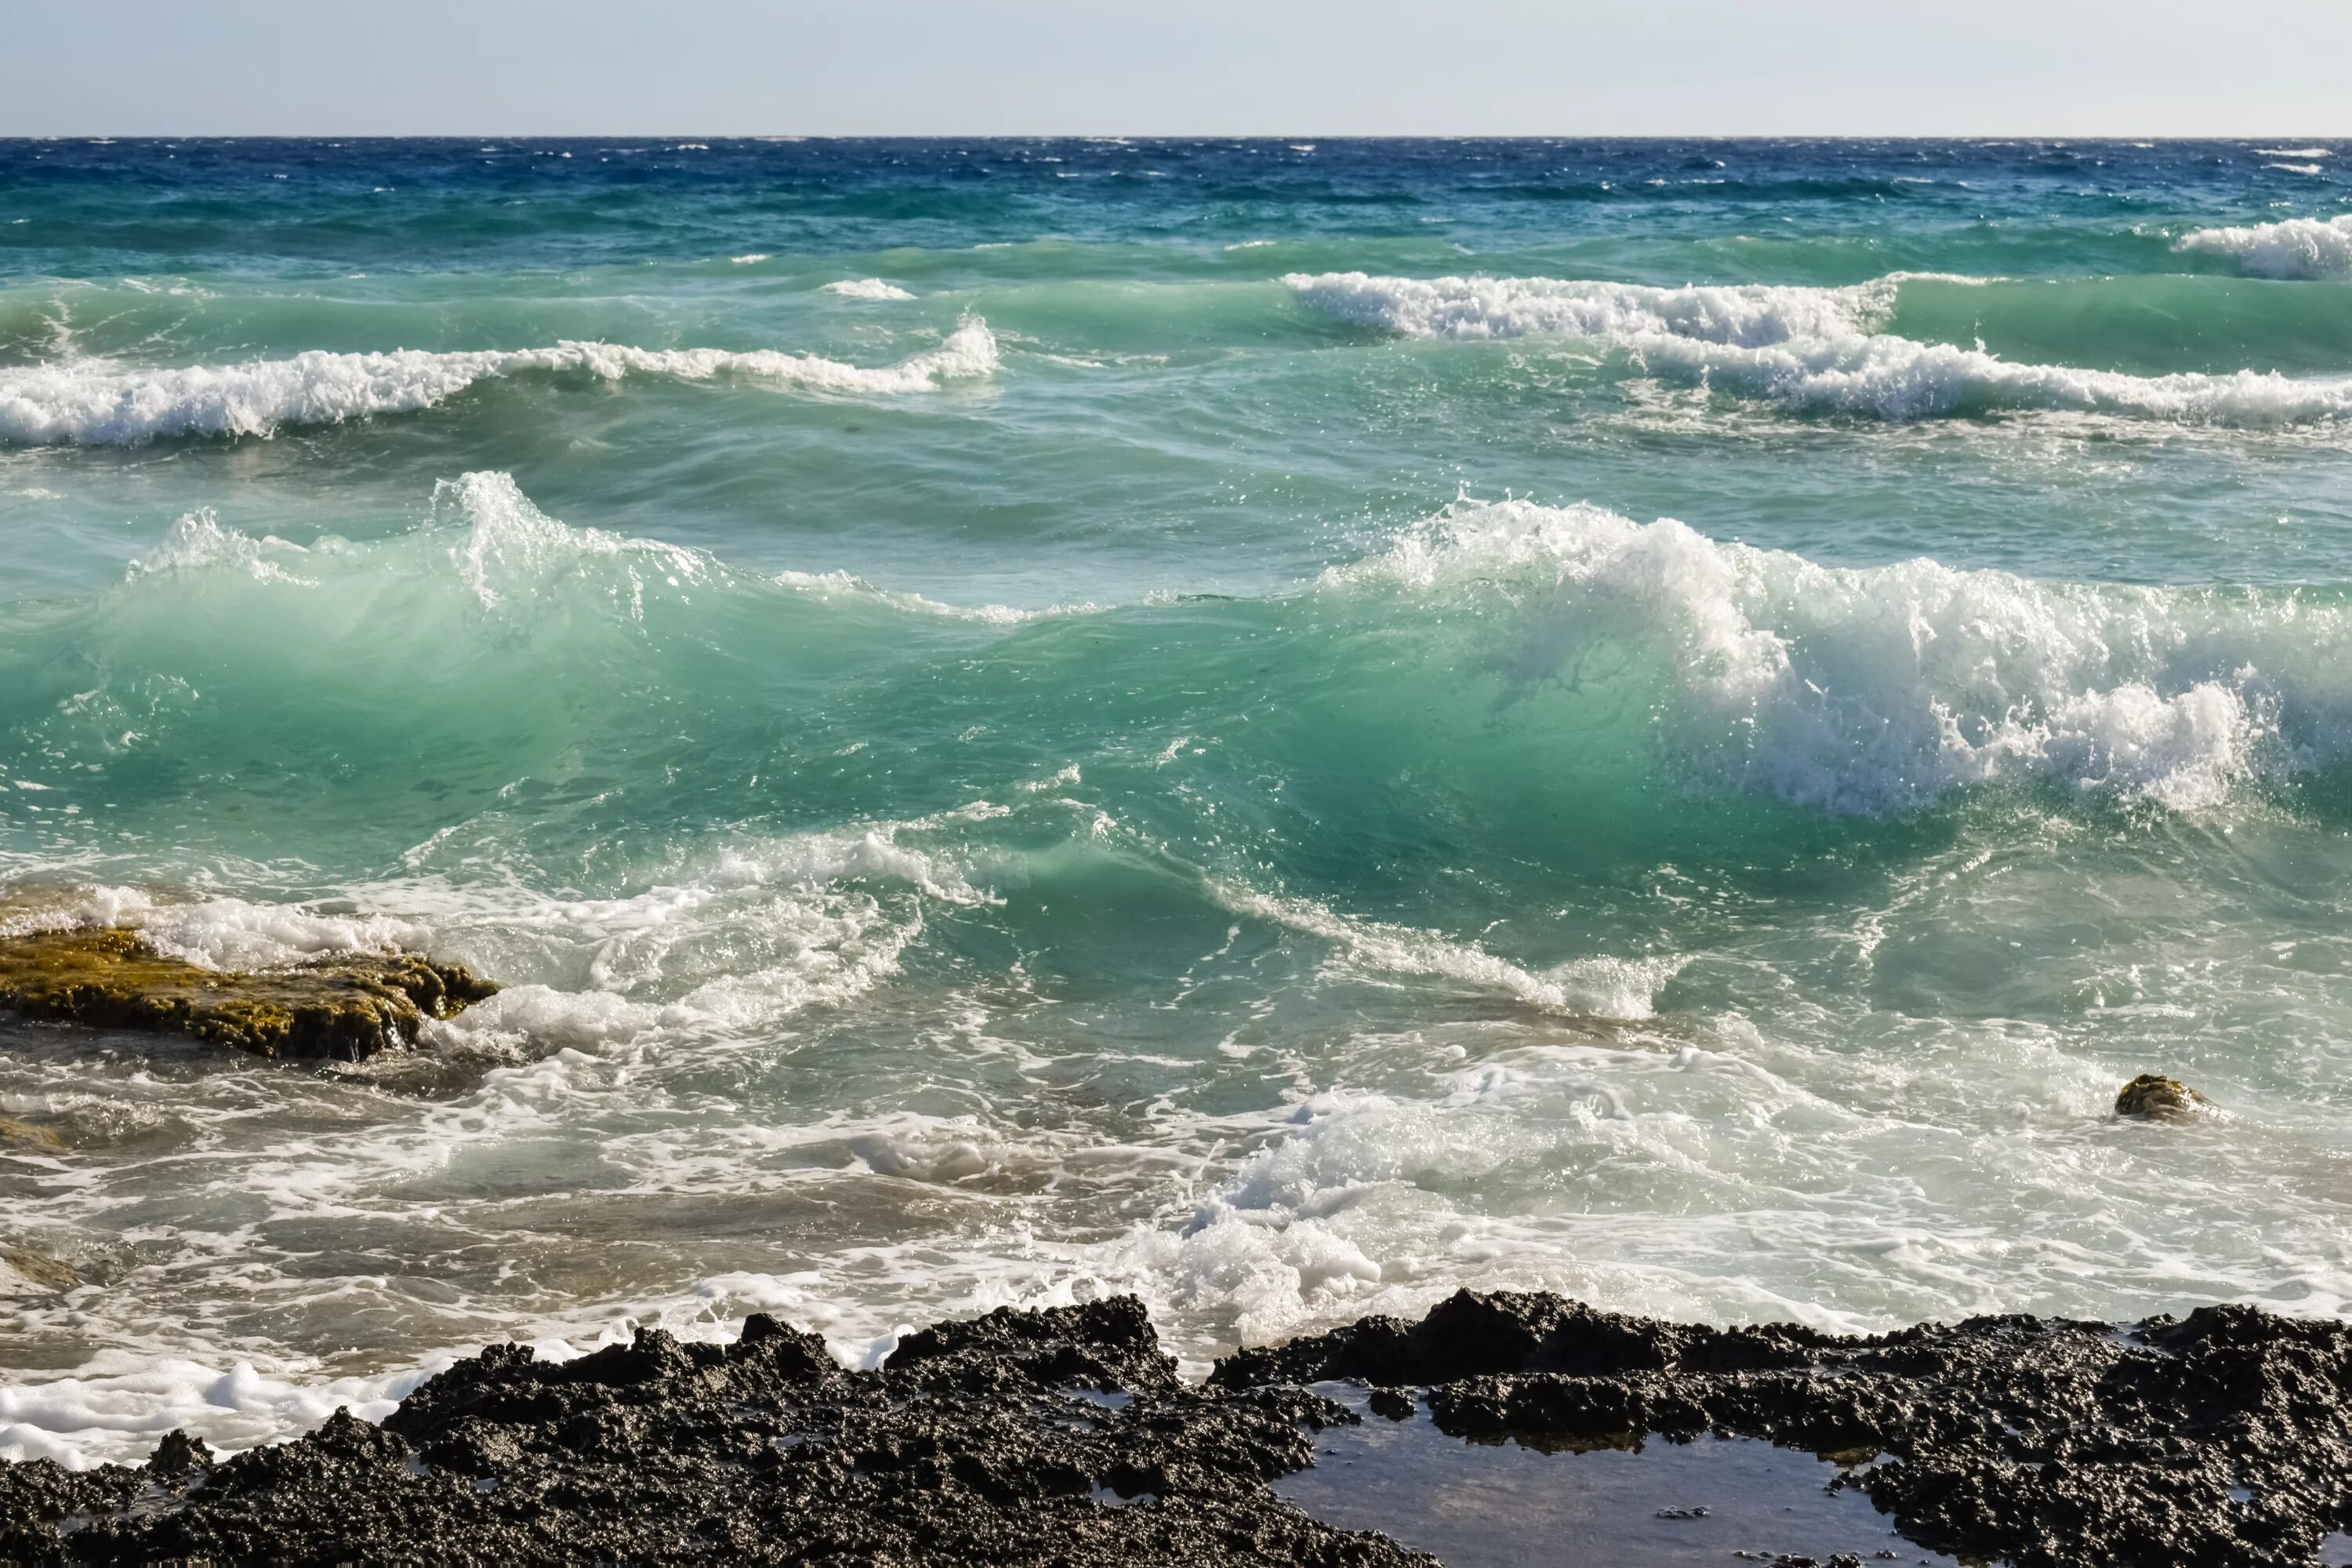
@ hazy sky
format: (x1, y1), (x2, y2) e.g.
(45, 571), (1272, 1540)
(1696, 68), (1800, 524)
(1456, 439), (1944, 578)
(5, 0), (2348, 138)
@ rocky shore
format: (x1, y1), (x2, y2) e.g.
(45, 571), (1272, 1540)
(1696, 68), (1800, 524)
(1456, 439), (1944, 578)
(0, 1289), (2343, 1566)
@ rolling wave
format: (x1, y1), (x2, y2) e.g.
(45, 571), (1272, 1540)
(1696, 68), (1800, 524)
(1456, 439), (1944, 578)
(0, 319), (998, 445)
(1288, 270), (2352, 425)
(19, 474), (2352, 838)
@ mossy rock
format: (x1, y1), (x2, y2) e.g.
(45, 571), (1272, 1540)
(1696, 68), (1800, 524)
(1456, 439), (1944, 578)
(0, 925), (497, 1062)
(2, 1247), (77, 1292)
(0, 1114), (65, 1151)
(2115, 1073), (2209, 1121)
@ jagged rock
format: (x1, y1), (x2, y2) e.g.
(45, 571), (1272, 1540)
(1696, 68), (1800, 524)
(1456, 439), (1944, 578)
(2, 1291), (2345, 1566)
(0, 926), (497, 1062)
(2115, 1073), (2209, 1120)
(143, 1431), (209, 1477)
(0, 1298), (1414, 1566)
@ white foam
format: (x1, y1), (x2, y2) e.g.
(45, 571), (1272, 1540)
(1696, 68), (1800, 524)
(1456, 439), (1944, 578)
(822, 278), (916, 300)
(1330, 498), (2341, 814)
(0, 1353), (434, 1469)
(1287, 270), (2352, 425)
(2176, 214), (2352, 280)
(0, 319), (999, 445)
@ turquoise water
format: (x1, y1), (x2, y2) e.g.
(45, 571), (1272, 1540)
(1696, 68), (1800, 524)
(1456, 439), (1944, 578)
(3, 138), (2351, 1464)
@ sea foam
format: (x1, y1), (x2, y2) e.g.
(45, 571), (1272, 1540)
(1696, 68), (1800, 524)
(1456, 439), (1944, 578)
(1287, 271), (2352, 425)
(0, 319), (998, 445)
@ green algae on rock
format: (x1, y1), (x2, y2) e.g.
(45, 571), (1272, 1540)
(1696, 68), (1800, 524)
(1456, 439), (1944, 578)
(2115, 1073), (2210, 1120)
(0, 926), (497, 1062)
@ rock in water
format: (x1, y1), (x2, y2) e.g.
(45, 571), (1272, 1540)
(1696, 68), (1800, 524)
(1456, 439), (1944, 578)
(2115, 1073), (2209, 1120)
(0, 926), (497, 1062)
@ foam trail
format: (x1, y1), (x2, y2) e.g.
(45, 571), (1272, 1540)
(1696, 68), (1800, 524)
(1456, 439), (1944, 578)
(1288, 271), (2352, 426)
(2176, 215), (2352, 280)
(0, 319), (998, 445)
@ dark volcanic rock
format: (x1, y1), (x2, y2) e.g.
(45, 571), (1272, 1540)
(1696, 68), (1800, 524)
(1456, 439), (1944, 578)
(4, 1291), (2346, 1566)
(1216, 1289), (2352, 1568)
(0, 1298), (1420, 1566)
(0, 925), (497, 1062)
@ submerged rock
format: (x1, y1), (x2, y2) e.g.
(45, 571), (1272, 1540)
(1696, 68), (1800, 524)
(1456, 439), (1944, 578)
(0, 926), (497, 1062)
(2115, 1072), (2209, 1120)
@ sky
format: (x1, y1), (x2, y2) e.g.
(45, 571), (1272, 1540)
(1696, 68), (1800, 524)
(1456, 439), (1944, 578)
(4, 0), (2348, 138)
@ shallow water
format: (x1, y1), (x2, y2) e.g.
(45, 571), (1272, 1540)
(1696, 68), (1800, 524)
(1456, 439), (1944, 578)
(1274, 1385), (1962, 1566)
(2, 138), (2351, 1466)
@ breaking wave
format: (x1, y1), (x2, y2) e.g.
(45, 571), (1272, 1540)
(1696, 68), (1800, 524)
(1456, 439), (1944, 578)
(2176, 214), (2352, 280)
(1287, 271), (2352, 426)
(822, 278), (917, 300)
(1327, 496), (2352, 814)
(0, 318), (998, 445)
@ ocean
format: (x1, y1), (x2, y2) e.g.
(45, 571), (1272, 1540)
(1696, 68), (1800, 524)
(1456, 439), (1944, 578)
(2, 136), (2349, 1467)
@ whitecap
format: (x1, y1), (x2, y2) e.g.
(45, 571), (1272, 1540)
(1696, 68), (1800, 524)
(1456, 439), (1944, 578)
(2175, 214), (2352, 280)
(1327, 497), (2336, 814)
(821, 278), (916, 300)
(0, 319), (1000, 445)
(1289, 270), (2352, 425)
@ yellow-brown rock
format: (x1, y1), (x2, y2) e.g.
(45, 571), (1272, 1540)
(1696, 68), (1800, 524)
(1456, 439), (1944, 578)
(2114, 1073), (2209, 1121)
(0, 925), (496, 1062)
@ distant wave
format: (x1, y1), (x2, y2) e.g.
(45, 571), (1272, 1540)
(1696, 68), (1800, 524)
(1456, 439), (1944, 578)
(0, 320), (998, 445)
(1288, 271), (2352, 426)
(822, 278), (916, 300)
(1287, 270), (1907, 346)
(2175, 215), (2352, 280)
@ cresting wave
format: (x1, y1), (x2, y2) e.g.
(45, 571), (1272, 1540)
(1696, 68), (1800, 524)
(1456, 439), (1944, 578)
(0, 319), (998, 445)
(2176, 213), (2352, 281)
(1287, 271), (2352, 426)
(1331, 495), (2352, 814)
(44, 470), (2352, 829)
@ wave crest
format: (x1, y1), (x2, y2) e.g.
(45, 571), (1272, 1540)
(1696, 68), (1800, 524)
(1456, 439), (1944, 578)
(1331, 499), (2335, 813)
(0, 319), (998, 446)
(1287, 270), (2352, 426)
